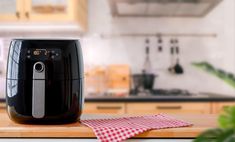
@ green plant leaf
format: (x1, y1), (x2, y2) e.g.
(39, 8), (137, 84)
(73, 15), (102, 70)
(194, 128), (235, 142)
(194, 128), (224, 142)
(195, 106), (235, 142)
(217, 129), (235, 142)
(218, 106), (235, 129)
(191, 62), (235, 89)
(219, 115), (231, 129)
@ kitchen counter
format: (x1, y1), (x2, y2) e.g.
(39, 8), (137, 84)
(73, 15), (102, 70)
(85, 94), (235, 102)
(0, 111), (217, 138)
(2, 92), (235, 103)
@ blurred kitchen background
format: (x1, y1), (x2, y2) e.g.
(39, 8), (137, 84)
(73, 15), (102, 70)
(0, 0), (235, 115)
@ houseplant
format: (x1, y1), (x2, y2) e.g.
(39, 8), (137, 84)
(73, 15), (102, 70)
(194, 106), (235, 142)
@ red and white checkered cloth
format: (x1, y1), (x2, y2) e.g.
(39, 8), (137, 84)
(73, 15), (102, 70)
(81, 114), (192, 142)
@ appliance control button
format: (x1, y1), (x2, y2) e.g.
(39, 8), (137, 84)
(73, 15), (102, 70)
(27, 55), (30, 58)
(27, 50), (30, 54)
(51, 55), (55, 59)
(34, 62), (44, 72)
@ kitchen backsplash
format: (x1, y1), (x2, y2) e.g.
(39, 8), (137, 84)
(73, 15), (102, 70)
(81, 0), (235, 95)
(81, 36), (235, 95)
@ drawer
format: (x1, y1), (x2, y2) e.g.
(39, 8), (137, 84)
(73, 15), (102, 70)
(126, 103), (211, 115)
(212, 102), (235, 114)
(83, 103), (125, 114)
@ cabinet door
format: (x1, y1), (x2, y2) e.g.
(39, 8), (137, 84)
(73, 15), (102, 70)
(212, 102), (235, 114)
(0, 0), (23, 21)
(24, 0), (73, 21)
(126, 103), (211, 115)
(83, 103), (125, 114)
(75, 0), (88, 30)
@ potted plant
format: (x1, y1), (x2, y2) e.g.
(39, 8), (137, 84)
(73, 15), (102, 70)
(194, 106), (235, 142)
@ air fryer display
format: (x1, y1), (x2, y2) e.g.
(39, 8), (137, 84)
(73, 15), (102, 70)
(27, 48), (61, 60)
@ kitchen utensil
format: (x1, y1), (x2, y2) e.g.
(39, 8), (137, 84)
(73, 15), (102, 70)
(6, 39), (84, 124)
(145, 38), (150, 44)
(132, 74), (145, 93)
(85, 66), (107, 95)
(157, 35), (163, 52)
(106, 64), (130, 96)
(168, 39), (175, 73)
(143, 45), (152, 73)
(143, 38), (152, 74)
(142, 73), (156, 90)
(174, 40), (184, 74)
(132, 73), (156, 91)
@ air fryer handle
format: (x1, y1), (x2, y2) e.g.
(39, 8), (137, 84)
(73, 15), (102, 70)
(32, 62), (45, 118)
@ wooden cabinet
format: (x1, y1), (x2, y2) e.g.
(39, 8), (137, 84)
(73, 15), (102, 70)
(83, 103), (126, 114)
(83, 102), (235, 115)
(212, 102), (235, 114)
(0, 0), (87, 31)
(0, 0), (23, 21)
(126, 102), (211, 115)
(25, 0), (71, 21)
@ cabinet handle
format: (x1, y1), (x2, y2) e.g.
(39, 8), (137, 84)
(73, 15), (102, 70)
(16, 12), (20, 18)
(156, 106), (182, 110)
(25, 12), (29, 18)
(96, 106), (122, 110)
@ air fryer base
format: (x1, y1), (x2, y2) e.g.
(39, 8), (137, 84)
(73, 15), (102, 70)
(6, 79), (83, 124)
(7, 106), (82, 124)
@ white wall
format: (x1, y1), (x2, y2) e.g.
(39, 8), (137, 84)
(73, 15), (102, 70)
(82, 0), (235, 95)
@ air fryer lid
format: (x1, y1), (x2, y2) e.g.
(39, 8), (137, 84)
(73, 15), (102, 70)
(7, 39), (84, 80)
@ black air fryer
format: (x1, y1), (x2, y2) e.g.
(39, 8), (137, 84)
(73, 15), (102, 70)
(6, 39), (84, 124)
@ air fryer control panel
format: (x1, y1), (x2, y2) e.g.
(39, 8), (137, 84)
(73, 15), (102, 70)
(26, 48), (61, 60)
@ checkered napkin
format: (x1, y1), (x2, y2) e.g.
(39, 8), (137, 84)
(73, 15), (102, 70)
(81, 114), (192, 142)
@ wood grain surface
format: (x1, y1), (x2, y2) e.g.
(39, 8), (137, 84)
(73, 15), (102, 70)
(0, 110), (218, 138)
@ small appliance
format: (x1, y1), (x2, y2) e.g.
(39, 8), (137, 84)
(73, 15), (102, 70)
(6, 39), (84, 124)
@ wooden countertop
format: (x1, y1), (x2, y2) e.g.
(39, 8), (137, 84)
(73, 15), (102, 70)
(0, 110), (218, 138)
